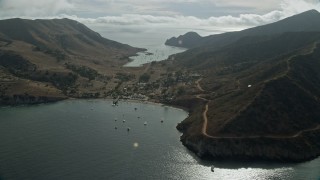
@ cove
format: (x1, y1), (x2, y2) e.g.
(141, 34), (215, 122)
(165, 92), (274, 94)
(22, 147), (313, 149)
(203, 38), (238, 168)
(0, 100), (319, 180)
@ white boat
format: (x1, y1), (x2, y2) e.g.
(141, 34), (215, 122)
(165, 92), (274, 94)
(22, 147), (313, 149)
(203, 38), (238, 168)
(123, 120), (126, 123)
(144, 121), (147, 125)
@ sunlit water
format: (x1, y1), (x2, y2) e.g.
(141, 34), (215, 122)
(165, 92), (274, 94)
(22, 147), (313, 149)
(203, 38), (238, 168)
(0, 100), (319, 180)
(124, 44), (186, 67)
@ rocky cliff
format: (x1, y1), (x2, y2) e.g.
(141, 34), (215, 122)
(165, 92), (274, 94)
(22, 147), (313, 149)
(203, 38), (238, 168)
(180, 130), (320, 162)
(165, 32), (202, 48)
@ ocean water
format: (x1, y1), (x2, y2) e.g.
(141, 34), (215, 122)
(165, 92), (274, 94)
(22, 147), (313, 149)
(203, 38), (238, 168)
(0, 100), (319, 180)
(89, 24), (244, 67)
(124, 44), (186, 67)
(94, 26), (188, 67)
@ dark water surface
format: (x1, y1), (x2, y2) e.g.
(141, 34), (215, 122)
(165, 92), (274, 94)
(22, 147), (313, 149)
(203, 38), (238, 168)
(0, 100), (319, 180)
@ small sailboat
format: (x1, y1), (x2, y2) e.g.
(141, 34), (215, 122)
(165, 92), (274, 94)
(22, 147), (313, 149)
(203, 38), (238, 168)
(144, 121), (147, 126)
(123, 120), (126, 123)
(127, 127), (131, 131)
(161, 118), (164, 123)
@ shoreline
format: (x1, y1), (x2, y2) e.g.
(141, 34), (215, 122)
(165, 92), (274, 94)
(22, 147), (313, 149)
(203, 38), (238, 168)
(2, 96), (320, 163)
(0, 97), (190, 114)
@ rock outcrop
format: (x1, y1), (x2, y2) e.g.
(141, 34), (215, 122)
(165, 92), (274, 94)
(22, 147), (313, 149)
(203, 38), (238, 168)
(165, 32), (202, 48)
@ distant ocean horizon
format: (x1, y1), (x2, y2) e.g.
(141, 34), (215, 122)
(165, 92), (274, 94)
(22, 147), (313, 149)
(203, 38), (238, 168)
(92, 26), (214, 47)
(88, 25), (223, 67)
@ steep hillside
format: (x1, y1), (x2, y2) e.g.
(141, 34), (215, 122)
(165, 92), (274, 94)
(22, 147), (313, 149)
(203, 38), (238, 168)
(172, 32), (320, 69)
(175, 38), (320, 162)
(0, 18), (142, 57)
(0, 18), (144, 105)
(169, 10), (320, 162)
(167, 9), (320, 49)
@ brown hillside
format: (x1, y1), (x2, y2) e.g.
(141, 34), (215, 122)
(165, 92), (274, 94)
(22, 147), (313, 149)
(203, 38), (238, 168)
(170, 15), (320, 161)
(0, 18), (144, 105)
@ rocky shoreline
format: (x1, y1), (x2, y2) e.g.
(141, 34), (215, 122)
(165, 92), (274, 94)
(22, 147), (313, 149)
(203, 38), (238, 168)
(178, 125), (320, 162)
(0, 94), (67, 106)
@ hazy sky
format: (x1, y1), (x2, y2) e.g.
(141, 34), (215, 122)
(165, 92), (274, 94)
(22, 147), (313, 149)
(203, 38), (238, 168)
(0, 0), (320, 43)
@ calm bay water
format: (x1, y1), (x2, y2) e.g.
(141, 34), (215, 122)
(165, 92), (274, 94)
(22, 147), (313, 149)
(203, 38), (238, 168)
(124, 44), (186, 67)
(0, 100), (319, 180)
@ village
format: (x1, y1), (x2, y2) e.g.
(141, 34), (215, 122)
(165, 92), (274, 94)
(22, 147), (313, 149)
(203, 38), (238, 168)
(106, 65), (202, 103)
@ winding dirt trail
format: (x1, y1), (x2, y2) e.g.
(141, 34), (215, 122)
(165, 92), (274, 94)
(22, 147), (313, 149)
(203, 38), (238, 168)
(195, 78), (205, 92)
(194, 78), (320, 139)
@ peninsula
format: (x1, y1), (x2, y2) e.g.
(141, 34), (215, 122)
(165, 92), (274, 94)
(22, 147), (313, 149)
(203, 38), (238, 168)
(166, 9), (320, 162)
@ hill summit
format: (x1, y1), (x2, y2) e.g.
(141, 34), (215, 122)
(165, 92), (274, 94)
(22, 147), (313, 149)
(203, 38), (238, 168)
(0, 18), (142, 56)
(165, 32), (202, 48)
(0, 18), (143, 105)
(165, 9), (320, 49)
